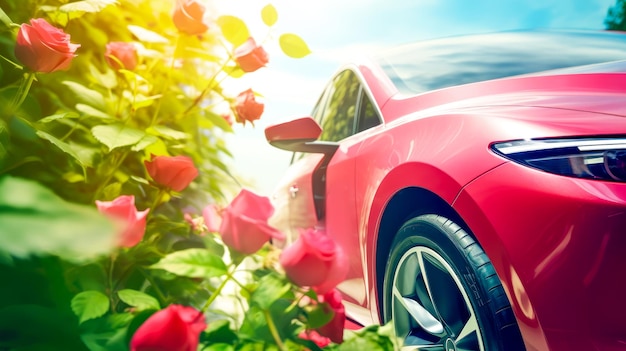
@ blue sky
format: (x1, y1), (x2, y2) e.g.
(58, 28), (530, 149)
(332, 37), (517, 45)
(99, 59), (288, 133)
(215, 0), (618, 194)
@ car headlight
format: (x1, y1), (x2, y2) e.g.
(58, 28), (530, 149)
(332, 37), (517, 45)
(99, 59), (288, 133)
(491, 138), (626, 182)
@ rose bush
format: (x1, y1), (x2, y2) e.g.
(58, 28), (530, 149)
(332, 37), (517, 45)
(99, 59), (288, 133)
(0, 0), (397, 350)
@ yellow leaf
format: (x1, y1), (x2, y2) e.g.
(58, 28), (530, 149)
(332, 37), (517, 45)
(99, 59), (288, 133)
(279, 33), (311, 58)
(261, 4), (278, 27)
(217, 15), (249, 47)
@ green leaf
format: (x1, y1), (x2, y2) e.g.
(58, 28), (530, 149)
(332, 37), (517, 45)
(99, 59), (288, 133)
(76, 103), (113, 119)
(261, 4), (278, 26)
(250, 272), (291, 310)
(279, 33), (311, 58)
(217, 15), (250, 47)
(304, 302), (334, 329)
(37, 112), (80, 124)
(117, 289), (160, 311)
(0, 6), (13, 28)
(0, 176), (116, 261)
(71, 290), (110, 323)
(151, 248), (227, 278)
(92, 123), (148, 151)
(58, 0), (118, 13)
(149, 125), (189, 140)
(0, 119), (8, 160)
(36, 131), (96, 168)
(128, 24), (169, 43)
(131, 134), (159, 152)
(62, 81), (107, 110)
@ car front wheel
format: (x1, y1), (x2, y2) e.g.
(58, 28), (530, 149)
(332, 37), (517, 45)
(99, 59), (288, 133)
(383, 214), (525, 351)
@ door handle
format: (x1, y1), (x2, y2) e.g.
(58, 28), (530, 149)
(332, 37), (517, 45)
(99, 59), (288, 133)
(289, 185), (299, 198)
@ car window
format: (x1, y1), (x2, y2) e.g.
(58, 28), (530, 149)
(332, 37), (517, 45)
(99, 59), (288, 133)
(318, 70), (360, 142)
(356, 88), (381, 133)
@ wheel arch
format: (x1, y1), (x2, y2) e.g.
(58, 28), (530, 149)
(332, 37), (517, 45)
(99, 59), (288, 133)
(372, 186), (471, 322)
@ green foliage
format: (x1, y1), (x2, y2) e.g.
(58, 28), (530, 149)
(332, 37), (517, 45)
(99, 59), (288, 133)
(71, 290), (110, 323)
(0, 176), (115, 261)
(262, 4), (279, 27)
(605, 0), (626, 30)
(150, 248), (228, 278)
(279, 33), (312, 58)
(117, 289), (160, 311)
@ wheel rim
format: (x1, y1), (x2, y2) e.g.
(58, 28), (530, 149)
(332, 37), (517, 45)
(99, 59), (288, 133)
(391, 246), (485, 351)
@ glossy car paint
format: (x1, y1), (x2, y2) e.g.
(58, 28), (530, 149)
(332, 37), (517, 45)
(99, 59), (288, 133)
(267, 32), (626, 351)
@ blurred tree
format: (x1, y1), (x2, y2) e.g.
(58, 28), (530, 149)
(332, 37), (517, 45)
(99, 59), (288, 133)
(605, 0), (626, 30)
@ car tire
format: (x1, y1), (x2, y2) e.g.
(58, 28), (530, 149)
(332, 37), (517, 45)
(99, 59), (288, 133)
(383, 214), (525, 351)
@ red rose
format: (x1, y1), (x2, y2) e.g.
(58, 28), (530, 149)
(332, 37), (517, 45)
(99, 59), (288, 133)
(202, 204), (222, 233)
(234, 37), (269, 73)
(234, 89), (264, 125)
(299, 330), (331, 349)
(172, 0), (208, 35)
(279, 228), (348, 294)
(316, 289), (346, 344)
(219, 189), (284, 254)
(144, 155), (198, 192)
(130, 304), (206, 351)
(95, 195), (149, 248)
(14, 18), (80, 73)
(105, 41), (137, 70)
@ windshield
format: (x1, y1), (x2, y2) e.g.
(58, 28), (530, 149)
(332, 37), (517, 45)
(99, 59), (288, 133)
(375, 30), (626, 95)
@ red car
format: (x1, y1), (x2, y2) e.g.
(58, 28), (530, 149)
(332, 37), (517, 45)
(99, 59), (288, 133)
(265, 30), (626, 351)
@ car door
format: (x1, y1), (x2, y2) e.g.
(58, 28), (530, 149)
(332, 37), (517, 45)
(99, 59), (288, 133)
(269, 69), (382, 313)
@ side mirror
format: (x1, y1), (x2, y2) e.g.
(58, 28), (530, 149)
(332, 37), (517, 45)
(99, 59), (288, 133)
(265, 117), (338, 154)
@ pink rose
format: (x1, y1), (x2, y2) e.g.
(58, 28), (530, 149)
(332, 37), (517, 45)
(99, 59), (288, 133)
(234, 89), (264, 125)
(316, 289), (346, 344)
(202, 204), (222, 233)
(130, 304), (206, 351)
(14, 18), (80, 73)
(95, 195), (149, 248)
(145, 155), (199, 192)
(279, 228), (348, 294)
(172, 0), (208, 35)
(105, 41), (137, 70)
(234, 37), (269, 73)
(219, 189), (284, 254)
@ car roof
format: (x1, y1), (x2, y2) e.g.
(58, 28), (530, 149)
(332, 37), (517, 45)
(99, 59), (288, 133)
(372, 29), (626, 96)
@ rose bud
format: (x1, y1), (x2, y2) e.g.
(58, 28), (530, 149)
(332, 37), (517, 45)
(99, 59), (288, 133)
(280, 228), (348, 294)
(144, 155), (199, 192)
(14, 18), (80, 73)
(96, 195), (149, 248)
(172, 0), (208, 35)
(130, 304), (206, 351)
(105, 41), (138, 70)
(234, 89), (264, 125)
(316, 288), (346, 344)
(219, 189), (284, 254)
(234, 37), (269, 73)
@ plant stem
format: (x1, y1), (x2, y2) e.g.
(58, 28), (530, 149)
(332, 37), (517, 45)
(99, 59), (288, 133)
(140, 268), (168, 304)
(264, 309), (286, 351)
(199, 264), (239, 314)
(108, 253), (118, 313)
(148, 187), (166, 213)
(10, 72), (35, 114)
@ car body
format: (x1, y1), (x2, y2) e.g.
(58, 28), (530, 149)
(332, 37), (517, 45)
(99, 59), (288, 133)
(265, 30), (626, 351)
